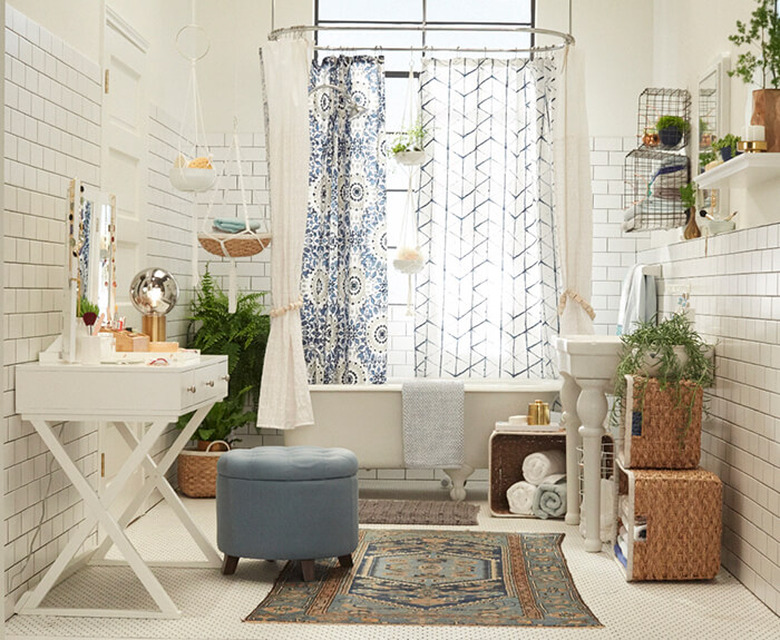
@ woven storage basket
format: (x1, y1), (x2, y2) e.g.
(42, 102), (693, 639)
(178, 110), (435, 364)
(622, 375), (703, 469)
(615, 461), (722, 581)
(489, 431), (566, 517)
(198, 233), (271, 258)
(177, 441), (229, 498)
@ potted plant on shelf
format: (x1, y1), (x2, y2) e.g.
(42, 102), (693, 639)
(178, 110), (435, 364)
(712, 133), (742, 162)
(611, 314), (714, 463)
(391, 118), (427, 166)
(729, 0), (780, 151)
(655, 115), (690, 148)
(680, 182), (701, 240)
(176, 268), (270, 497)
(698, 150), (718, 172)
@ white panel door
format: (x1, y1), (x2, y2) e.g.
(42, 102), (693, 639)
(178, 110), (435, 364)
(100, 9), (150, 519)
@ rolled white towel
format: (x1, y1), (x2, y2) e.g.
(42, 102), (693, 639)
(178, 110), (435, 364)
(522, 449), (566, 485)
(506, 480), (536, 515)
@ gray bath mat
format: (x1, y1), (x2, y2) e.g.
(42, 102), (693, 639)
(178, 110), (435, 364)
(358, 499), (479, 525)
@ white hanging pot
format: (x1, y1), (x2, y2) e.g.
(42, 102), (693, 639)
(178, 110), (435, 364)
(393, 246), (425, 275)
(394, 149), (427, 166)
(170, 166), (217, 192)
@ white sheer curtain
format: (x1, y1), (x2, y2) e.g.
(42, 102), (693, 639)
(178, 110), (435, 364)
(256, 35), (314, 430)
(554, 46), (595, 335)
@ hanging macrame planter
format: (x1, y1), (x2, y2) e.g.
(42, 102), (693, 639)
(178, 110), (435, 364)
(197, 120), (272, 312)
(393, 171), (425, 316)
(170, 24), (217, 193)
(391, 65), (428, 167)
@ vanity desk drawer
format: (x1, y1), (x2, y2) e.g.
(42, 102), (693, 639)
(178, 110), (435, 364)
(16, 355), (228, 420)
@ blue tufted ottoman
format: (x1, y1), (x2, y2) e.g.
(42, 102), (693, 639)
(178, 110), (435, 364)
(216, 446), (359, 581)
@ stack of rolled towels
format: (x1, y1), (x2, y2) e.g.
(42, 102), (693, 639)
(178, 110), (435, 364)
(506, 449), (567, 519)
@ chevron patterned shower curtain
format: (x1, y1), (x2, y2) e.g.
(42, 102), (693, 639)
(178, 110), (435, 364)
(415, 57), (560, 379)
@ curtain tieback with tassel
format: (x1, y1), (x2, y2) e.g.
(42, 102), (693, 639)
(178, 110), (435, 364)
(558, 289), (596, 320)
(269, 296), (303, 318)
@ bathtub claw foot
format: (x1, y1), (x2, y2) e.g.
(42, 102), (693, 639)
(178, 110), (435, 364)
(444, 465), (474, 502)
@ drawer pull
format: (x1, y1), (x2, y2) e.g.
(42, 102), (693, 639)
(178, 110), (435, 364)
(186, 385), (197, 393)
(205, 380), (215, 387)
(220, 374), (230, 382)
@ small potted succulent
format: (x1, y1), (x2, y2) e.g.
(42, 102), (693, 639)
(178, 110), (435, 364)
(655, 115), (690, 148)
(712, 133), (742, 162)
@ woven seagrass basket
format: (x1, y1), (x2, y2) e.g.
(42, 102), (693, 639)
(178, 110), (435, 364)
(616, 462), (722, 581)
(622, 375), (703, 469)
(177, 441), (230, 498)
(198, 233), (271, 258)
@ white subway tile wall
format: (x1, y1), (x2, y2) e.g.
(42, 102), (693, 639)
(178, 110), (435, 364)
(640, 224), (780, 616)
(3, 5), (102, 615)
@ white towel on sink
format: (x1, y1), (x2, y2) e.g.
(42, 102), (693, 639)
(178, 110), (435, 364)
(402, 380), (465, 469)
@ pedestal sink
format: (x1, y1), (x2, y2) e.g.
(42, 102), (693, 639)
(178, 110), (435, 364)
(552, 334), (622, 553)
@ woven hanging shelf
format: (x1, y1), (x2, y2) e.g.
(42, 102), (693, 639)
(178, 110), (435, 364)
(197, 231), (272, 258)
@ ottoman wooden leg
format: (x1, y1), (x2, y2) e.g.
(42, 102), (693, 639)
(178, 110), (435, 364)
(301, 559), (315, 582)
(222, 555), (239, 575)
(338, 554), (353, 568)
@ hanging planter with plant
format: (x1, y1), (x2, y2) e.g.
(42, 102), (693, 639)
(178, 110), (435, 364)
(391, 65), (428, 166)
(729, 0), (780, 151)
(655, 115), (690, 148)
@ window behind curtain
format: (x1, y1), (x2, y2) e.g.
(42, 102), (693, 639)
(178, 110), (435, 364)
(315, 1), (536, 378)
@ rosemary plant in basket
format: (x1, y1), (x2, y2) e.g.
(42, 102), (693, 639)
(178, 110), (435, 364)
(610, 313), (714, 448)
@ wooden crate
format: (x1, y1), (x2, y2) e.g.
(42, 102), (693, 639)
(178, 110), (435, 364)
(489, 430), (566, 517)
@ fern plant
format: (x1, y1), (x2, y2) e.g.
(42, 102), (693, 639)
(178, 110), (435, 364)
(177, 268), (270, 444)
(610, 313), (714, 448)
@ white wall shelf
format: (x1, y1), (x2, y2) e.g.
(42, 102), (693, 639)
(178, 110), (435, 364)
(694, 153), (780, 190)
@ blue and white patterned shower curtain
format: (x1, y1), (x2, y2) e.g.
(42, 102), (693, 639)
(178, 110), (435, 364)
(415, 57), (560, 378)
(302, 55), (388, 384)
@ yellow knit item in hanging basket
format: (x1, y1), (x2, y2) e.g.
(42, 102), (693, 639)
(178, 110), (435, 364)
(198, 232), (272, 258)
(170, 154), (217, 192)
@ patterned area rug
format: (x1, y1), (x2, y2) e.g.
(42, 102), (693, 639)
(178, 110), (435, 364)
(246, 530), (600, 627)
(358, 499), (479, 525)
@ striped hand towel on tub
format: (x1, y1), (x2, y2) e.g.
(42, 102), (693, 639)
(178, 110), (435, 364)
(402, 380), (465, 469)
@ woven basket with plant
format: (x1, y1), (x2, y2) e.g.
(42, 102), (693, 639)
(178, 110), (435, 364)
(611, 314), (714, 468)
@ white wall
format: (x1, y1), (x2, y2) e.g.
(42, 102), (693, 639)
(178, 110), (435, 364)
(10, 0), (101, 61)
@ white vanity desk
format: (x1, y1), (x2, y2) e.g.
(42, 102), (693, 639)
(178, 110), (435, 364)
(14, 354), (228, 619)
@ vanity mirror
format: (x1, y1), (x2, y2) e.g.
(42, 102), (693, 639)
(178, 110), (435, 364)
(697, 55), (731, 215)
(62, 179), (117, 362)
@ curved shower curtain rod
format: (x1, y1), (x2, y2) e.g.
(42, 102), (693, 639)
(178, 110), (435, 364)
(268, 24), (575, 55)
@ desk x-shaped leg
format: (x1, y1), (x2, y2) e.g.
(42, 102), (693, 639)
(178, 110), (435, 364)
(15, 405), (211, 619)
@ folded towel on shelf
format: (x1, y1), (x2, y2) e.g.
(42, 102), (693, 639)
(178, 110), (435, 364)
(402, 380), (465, 469)
(506, 480), (536, 515)
(532, 474), (567, 519)
(522, 449), (566, 485)
(212, 218), (263, 233)
(600, 477), (617, 541)
(622, 197), (686, 232)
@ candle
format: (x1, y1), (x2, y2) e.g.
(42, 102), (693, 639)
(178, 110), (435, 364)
(747, 124), (766, 141)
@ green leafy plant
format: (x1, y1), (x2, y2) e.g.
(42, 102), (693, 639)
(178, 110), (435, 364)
(728, 0), (780, 88)
(611, 314), (714, 447)
(391, 117), (426, 154)
(177, 268), (270, 444)
(655, 115), (690, 133)
(680, 182), (697, 210)
(699, 150), (717, 168)
(77, 296), (99, 317)
(712, 133), (742, 157)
